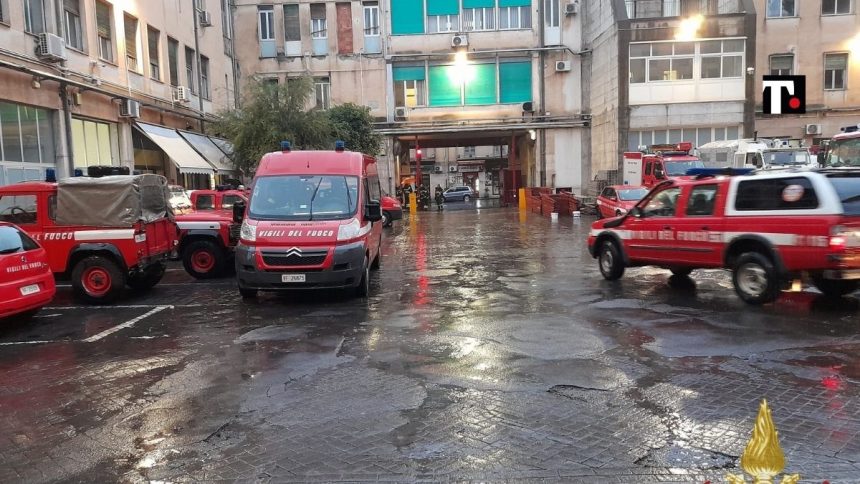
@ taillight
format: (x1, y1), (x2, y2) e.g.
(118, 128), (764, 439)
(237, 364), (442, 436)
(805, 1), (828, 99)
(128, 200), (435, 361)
(830, 236), (847, 252)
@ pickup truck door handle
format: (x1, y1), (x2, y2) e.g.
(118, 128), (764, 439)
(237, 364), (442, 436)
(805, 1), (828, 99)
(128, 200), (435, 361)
(701, 226), (710, 231)
(663, 226), (672, 230)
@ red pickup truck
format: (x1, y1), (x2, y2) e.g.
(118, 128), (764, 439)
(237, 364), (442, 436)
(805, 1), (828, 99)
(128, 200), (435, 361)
(589, 168), (860, 304)
(0, 175), (178, 303)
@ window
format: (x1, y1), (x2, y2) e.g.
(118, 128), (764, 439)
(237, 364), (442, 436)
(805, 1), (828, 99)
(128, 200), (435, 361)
(221, 0), (233, 55)
(258, 5), (274, 40)
(1, 103), (53, 165)
(700, 39), (743, 79)
(391, 0), (425, 34)
(23, 0), (45, 33)
(393, 66), (426, 107)
(825, 53), (848, 90)
(769, 54), (793, 75)
(630, 39), (742, 83)
(196, 194), (215, 210)
(167, 37), (179, 86)
(464, 146), (476, 158)
(735, 177), (818, 211)
(222, 195), (243, 209)
(0, 195), (38, 225)
(649, 57), (693, 80)
(284, 4), (301, 41)
(315, 78), (331, 109)
(822, 0), (851, 14)
(499, 6), (531, 29)
(499, 61), (532, 103)
(544, 0), (560, 27)
(625, 0), (680, 18)
(311, 3), (327, 38)
(686, 185), (718, 216)
(124, 14), (139, 72)
(601, 187), (616, 199)
(0, 225), (39, 251)
(200, 56), (210, 100)
(71, 118), (118, 169)
(766, 0), (796, 17)
(96, 1), (113, 62)
(147, 27), (160, 81)
(642, 187), (681, 217)
(185, 47), (196, 94)
(363, 2), (380, 35)
(428, 14), (458, 32)
(463, 7), (494, 31)
(63, 0), (83, 50)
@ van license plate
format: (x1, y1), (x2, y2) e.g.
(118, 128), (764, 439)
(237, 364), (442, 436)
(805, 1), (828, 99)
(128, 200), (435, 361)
(20, 284), (40, 296)
(282, 274), (306, 283)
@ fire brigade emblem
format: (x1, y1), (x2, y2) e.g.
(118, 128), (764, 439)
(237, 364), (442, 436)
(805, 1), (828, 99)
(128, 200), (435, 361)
(781, 185), (804, 203)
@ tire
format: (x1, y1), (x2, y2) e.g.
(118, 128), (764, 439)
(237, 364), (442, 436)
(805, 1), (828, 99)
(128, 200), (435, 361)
(382, 211), (392, 227)
(670, 267), (693, 277)
(182, 239), (226, 279)
(732, 252), (780, 305)
(127, 262), (166, 290)
(370, 247), (381, 270)
(239, 287), (258, 299)
(811, 276), (860, 298)
(356, 257), (370, 297)
(71, 255), (126, 304)
(463, 195), (471, 202)
(598, 241), (625, 280)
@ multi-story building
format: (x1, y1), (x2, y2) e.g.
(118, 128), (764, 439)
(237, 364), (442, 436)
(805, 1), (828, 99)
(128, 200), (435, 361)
(754, 0), (860, 146)
(0, 0), (238, 189)
(235, 0), (589, 195)
(583, 0), (756, 189)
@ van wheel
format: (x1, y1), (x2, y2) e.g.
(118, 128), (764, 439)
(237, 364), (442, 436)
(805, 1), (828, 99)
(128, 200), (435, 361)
(732, 252), (780, 305)
(811, 276), (860, 298)
(598, 241), (625, 280)
(127, 262), (166, 290)
(382, 211), (392, 227)
(182, 240), (225, 279)
(356, 257), (370, 297)
(72, 255), (125, 304)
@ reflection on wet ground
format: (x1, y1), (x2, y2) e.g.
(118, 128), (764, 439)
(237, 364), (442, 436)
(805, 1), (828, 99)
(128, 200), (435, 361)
(1, 208), (859, 482)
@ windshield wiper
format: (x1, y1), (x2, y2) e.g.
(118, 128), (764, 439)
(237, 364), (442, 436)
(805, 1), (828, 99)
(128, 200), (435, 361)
(344, 177), (353, 213)
(0, 248), (21, 255)
(308, 177), (324, 221)
(841, 195), (860, 204)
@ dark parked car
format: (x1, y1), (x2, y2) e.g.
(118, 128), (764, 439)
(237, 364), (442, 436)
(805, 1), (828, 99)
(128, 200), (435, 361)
(442, 186), (475, 202)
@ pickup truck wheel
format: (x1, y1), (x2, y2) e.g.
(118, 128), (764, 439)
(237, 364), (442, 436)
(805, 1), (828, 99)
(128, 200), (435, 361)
(598, 241), (625, 280)
(182, 240), (225, 279)
(356, 257), (370, 297)
(382, 211), (392, 227)
(127, 263), (166, 290)
(732, 252), (779, 305)
(72, 255), (125, 304)
(811, 276), (860, 298)
(670, 267), (693, 277)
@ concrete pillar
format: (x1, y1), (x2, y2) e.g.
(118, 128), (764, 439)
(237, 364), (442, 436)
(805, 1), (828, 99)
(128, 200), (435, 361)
(119, 122), (135, 171)
(53, 105), (71, 179)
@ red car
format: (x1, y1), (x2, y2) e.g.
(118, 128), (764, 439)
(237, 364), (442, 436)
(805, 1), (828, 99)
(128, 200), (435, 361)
(0, 222), (56, 319)
(596, 185), (649, 218)
(381, 195), (403, 227)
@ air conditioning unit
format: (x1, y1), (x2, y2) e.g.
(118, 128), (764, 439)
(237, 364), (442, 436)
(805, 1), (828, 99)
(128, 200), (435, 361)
(173, 86), (191, 103)
(449, 165), (458, 173)
(119, 99), (141, 118)
(555, 61), (571, 72)
(522, 101), (535, 113)
(36, 33), (67, 62)
(394, 106), (408, 119)
(434, 166), (443, 174)
(198, 10), (212, 27)
(805, 124), (823, 135)
(564, 2), (579, 15)
(451, 34), (468, 48)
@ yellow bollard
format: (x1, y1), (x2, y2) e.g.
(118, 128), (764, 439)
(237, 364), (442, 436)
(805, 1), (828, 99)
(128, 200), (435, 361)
(518, 188), (526, 212)
(409, 192), (417, 214)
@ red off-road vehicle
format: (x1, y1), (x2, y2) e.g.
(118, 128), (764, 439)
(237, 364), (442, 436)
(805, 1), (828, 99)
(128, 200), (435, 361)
(0, 175), (178, 304)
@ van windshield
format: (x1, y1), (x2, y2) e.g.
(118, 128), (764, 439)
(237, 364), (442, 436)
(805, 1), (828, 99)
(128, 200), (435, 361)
(763, 150), (810, 166)
(828, 175), (860, 216)
(664, 160), (705, 176)
(250, 175), (359, 221)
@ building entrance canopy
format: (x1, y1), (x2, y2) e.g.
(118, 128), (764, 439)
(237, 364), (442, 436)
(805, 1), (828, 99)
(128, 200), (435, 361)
(135, 122), (215, 175)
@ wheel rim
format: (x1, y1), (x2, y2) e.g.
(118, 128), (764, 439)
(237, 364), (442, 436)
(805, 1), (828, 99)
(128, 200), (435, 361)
(737, 263), (768, 297)
(600, 248), (614, 274)
(382, 213), (389, 225)
(191, 250), (215, 272)
(464, 196), (470, 202)
(82, 267), (111, 296)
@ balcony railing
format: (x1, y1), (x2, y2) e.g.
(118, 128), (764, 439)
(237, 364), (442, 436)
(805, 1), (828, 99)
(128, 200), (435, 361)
(625, 0), (742, 19)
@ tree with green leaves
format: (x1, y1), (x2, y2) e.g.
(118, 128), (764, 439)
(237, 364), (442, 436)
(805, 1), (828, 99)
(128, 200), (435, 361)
(211, 78), (382, 175)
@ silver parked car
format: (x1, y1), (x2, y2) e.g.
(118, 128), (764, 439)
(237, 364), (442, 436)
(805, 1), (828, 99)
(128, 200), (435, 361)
(442, 186), (475, 202)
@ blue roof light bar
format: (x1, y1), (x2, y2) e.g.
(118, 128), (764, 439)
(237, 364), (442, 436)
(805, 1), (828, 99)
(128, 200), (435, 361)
(686, 167), (755, 177)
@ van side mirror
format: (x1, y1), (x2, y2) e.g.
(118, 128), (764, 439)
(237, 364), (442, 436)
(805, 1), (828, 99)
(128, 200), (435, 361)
(631, 207), (643, 218)
(365, 200), (382, 222)
(233, 200), (246, 224)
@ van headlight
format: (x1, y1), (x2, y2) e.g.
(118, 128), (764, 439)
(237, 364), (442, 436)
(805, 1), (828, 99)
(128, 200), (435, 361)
(337, 218), (361, 241)
(240, 221), (256, 242)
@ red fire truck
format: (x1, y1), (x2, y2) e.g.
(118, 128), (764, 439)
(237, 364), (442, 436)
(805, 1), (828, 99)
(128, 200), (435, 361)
(175, 188), (247, 279)
(0, 174), (178, 303)
(623, 142), (705, 187)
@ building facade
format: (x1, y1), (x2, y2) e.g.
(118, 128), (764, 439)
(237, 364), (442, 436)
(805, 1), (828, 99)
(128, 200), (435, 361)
(583, 0), (756, 190)
(0, 0), (238, 189)
(754, 0), (860, 145)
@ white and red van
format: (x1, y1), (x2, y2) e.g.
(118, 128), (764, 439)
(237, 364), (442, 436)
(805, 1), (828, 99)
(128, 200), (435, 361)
(235, 142), (384, 298)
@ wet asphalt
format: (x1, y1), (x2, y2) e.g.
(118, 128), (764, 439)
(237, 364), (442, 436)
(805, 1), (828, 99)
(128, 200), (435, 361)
(1, 205), (860, 483)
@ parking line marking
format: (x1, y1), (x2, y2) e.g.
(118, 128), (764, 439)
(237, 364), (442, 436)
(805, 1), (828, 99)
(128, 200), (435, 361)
(82, 305), (172, 343)
(0, 340), (58, 346)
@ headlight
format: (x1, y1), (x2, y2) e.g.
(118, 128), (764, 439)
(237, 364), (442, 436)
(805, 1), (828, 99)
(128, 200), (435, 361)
(337, 218), (361, 241)
(240, 221), (256, 242)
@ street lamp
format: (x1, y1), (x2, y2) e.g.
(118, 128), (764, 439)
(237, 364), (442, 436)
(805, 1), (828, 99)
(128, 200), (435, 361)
(674, 14), (704, 41)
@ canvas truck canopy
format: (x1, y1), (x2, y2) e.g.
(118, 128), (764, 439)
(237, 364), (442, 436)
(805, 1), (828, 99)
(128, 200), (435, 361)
(56, 174), (173, 227)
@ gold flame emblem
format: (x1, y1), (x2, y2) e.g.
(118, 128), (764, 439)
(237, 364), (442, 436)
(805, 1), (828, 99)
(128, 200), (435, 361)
(727, 400), (799, 484)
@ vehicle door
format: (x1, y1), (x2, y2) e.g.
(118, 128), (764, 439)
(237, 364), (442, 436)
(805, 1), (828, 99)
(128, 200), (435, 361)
(626, 184), (682, 263)
(672, 182), (725, 267)
(597, 187), (612, 218)
(0, 192), (42, 242)
(643, 160), (654, 186)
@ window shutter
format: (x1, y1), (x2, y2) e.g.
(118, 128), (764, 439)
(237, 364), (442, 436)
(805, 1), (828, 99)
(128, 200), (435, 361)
(393, 66), (426, 81)
(284, 4), (301, 41)
(427, 0), (459, 15)
(825, 53), (847, 69)
(463, 0), (495, 7)
(64, 0), (80, 15)
(499, 0), (530, 7)
(499, 61), (532, 103)
(125, 16), (137, 57)
(391, 0), (425, 34)
(310, 3), (326, 19)
(770, 55), (792, 71)
(428, 66), (461, 106)
(465, 63), (497, 105)
(96, 2), (110, 38)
